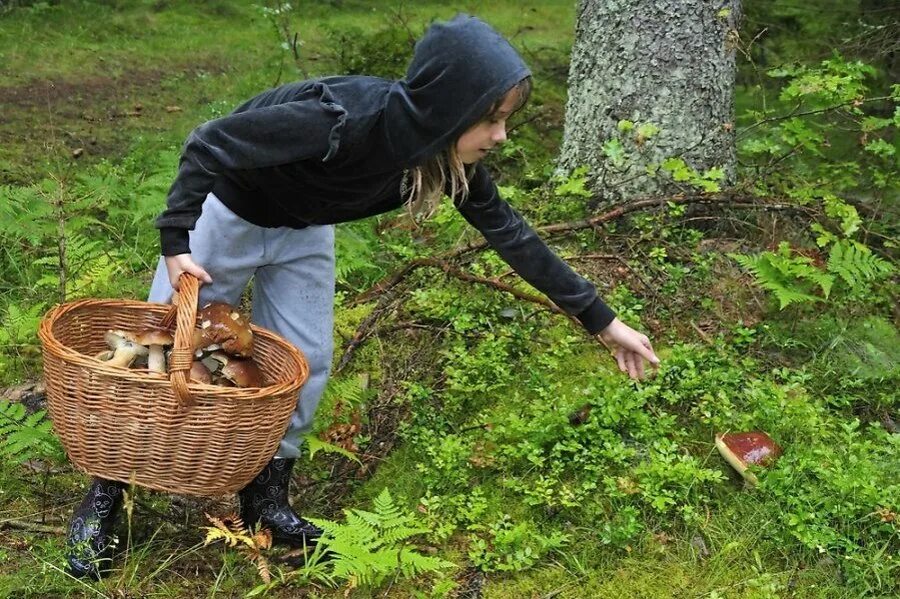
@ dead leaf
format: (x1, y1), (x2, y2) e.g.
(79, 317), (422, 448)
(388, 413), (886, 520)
(875, 507), (896, 523)
(568, 403), (592, 426)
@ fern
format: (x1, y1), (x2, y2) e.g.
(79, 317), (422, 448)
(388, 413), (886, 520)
(306, 488), (453, 589)
(730, 243), (832, 309)
(304, 435), (362, 464)
(33, 231), (123, 300)
(202, 512), (273, 583)
(0, 401), (64, 464)
(826, 240), (893, 289)
(334, 223), (386, 290)
(731, 239), (894, 309)
(321, 374), (371, 408)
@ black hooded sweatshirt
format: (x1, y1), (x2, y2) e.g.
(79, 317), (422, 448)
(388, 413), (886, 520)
(155, 15), (616, 333)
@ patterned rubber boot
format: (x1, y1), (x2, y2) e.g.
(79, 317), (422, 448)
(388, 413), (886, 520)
(238, 457), (323, 548)
(65, 478), (126, 579)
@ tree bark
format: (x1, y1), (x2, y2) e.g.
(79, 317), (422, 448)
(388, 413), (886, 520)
(558, 0), (742, 202)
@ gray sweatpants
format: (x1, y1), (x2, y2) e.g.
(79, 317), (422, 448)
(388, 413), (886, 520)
(148, 193), (335, 459)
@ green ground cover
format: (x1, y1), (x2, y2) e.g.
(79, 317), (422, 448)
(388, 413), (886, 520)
(0, 1), (896, 598)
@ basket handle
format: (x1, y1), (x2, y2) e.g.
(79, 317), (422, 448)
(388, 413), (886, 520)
(159, 272), (200, 408)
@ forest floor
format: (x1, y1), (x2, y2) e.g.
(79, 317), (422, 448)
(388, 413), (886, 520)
(0, 1), (897, 598)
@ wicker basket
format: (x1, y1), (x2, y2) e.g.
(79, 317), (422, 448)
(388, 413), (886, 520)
(37, 274), (308, 497)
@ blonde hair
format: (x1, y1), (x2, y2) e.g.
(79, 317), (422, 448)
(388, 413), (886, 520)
(404, 76), (532, 222)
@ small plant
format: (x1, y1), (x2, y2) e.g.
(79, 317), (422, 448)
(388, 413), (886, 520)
(202, 512), (274, 583)
(248, 488), (452, 595)
(0, 400), (64, 464)
(467, 515), (569, 572)
(307, 488), (453, 588)
(731, 239), (893, 309)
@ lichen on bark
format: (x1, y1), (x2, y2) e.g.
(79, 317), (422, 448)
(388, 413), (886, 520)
(558, 0), (742, 203)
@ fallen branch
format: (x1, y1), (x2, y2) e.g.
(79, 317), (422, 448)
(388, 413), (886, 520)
(334, 290), (399, 375)
(336, 258), (576, 373)
(354, 192), (781, 304)
(427, 258), (567, 315)
(340, 193), (817, 373)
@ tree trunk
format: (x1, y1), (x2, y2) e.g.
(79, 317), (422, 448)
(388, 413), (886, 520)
(558, 0), (742, 202)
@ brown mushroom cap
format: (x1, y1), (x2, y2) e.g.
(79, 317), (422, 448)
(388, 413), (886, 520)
(220, 358), (263, 388)
(189, 361), (213, 384)
(130, 328), (174, 373)
(715, 431), (782, 485)
(193, 302), (254, 358)
(132, 328), (174, 347)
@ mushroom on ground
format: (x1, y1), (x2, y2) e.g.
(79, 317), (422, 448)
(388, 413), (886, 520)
(715, 431), (783, 486)
(131, 328), (174, 373)
(192, 302), (254, 358)
(102, 330), (150, 368)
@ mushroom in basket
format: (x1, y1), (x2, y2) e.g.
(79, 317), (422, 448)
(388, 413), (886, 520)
(95, 330), (150, 368)
(192, 302), (254, 358)
(201, 351), (263, 387)
(96, 328), (173, 373)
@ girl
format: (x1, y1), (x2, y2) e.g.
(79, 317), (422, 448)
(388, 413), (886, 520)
(65, 14), (660, 578)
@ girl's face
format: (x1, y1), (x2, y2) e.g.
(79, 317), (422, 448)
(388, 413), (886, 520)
(456, 88), (520, 164)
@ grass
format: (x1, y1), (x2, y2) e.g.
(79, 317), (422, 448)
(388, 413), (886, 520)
(1, 1), (897, 598)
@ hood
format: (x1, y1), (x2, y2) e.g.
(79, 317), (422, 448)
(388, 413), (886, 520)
(382, 14), (531, 168)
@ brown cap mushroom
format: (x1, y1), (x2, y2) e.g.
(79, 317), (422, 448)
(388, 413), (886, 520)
(131, 328), (174, 373)
(221, 358), (263, 388)
(715, 431), (782, 486)
(103, 330), (150, 368)
(192, 302), (253, 358)
(189, 361), (213, 384)
(202, 351), (262, 387)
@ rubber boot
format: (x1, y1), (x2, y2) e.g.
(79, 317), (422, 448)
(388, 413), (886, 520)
(238, 457), (322, 547)
(65, 477), (126, 579)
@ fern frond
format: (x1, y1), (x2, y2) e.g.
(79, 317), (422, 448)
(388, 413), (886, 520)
(373, 488), (400, 520)
(731, 252), (827, 309)
(202, 527), (232, 546)
(304, 435), (362, 464)
(379, 525), (432, 546)
(397, 547), (455, 578)
(250, 552), (272, 584)
(304, 488), (451, 589)
(0, 402), (62, 464)
(252, 528), (273, 550)
(202, 512), (256, 549)
(827, 240), (893, 289)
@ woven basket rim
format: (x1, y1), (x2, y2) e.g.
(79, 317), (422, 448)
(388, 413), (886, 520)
(39, 297), (307, 400)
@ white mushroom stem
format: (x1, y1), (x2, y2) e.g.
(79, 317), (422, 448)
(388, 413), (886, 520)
(147, 345), (166, 373)
(107, 344), (144, 368)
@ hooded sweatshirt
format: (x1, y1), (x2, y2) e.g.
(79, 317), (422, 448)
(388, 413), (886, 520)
(155, 15), (616, 333)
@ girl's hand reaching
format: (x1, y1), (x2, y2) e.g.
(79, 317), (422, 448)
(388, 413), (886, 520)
(164, 253), (213, 291)
(596, 318), (660, 381)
